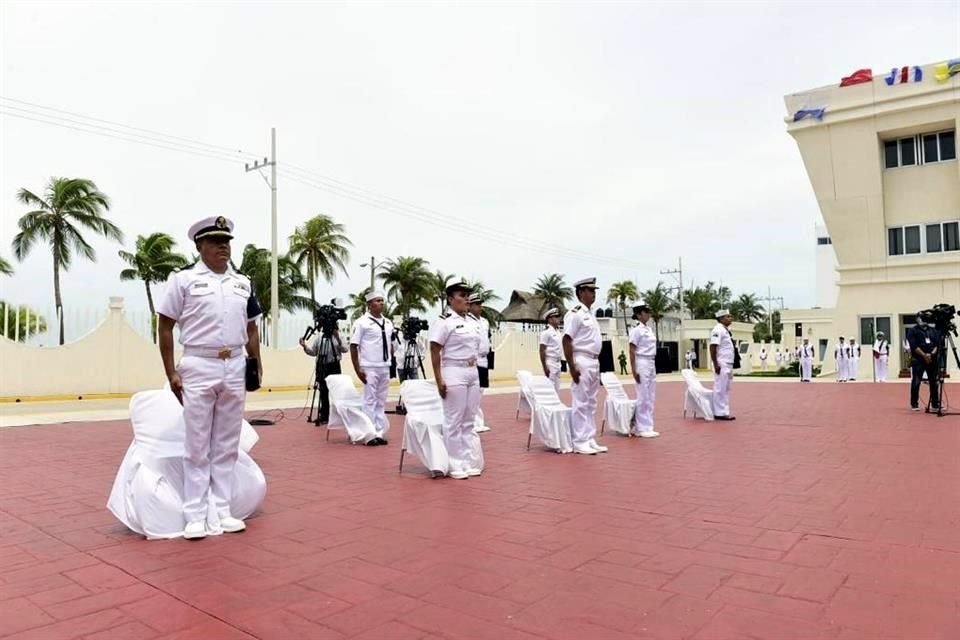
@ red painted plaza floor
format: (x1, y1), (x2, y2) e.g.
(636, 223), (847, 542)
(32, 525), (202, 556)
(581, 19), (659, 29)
(1, 381), (958, 639)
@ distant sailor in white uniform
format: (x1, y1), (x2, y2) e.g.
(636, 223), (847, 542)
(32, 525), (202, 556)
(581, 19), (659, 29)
(349, 290), (394, 445)
(468, 293), (492, 434)
(628, 303), (659, 437)
(774, 349), (783, 368)
(835, 336), (848, 382)
(759, 347), (768, 371)
(539, 307), (563, 391)
(157, 215), (262, 540)
(798, 338), (814, 382)
(429, 282), (484, 479)
(562, 277), (608, 455)
(709, 309), (736, 421)
(873, 331), (890, 382)
(848, 338), (861, 381)
(685, 349), (696, 370)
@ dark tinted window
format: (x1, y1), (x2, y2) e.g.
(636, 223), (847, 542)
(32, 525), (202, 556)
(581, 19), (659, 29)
(904, 226), (921, 254)
(883, 140), (899, 168)
(926, 224), (942, 252)
(888, 227), (903, 255)
(940, 131), (956, 161)
(944, 222), (960, 252)
(899, 138), (916, 166)
(922, 134), (940, 162)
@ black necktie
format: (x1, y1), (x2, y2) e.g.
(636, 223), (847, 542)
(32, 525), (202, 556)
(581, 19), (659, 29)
(371, 316), (388, 361)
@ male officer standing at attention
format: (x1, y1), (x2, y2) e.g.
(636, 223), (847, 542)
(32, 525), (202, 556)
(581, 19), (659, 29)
(157, 216), (262, 540)
(539, 308), (564, 391)
(798, 337), (814, 382)
(350, 290), (394, 444)
(873, 331), (890, 382)
(709, 309), (736, 421)
(468, 293), (493, 433)
(562, 277), (608, 454)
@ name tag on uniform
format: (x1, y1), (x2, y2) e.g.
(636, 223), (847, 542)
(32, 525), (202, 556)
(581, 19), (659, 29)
(233, 282), (250, 297)
(189, 282), (213, 295)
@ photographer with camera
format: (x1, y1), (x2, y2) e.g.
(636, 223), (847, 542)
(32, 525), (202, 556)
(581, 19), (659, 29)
(300, 300), (348, 425)
(907, 311), (942, 412)
(349, 291), (394, 445)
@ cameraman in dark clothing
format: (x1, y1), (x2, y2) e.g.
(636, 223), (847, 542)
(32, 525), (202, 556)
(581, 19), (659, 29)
(907, 313), (941, 411)
(300, 327), (347, 424)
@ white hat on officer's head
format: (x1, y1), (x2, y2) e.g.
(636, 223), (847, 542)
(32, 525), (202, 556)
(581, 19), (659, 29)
(189, 215), (234, 242)
(467, 293), (483, 305)
(574, 277), (599, 290)
(715, 309), (731, 319)
(543, 307), (560, 320)
(366, 290), (386, 303)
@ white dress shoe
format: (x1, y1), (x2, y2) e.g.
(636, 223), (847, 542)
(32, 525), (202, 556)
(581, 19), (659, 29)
(474, 425), (491, 433)
(449, 470), (469, 479)
(573, 443), (597, 455)
(183, 520), (207, 540)
(639, 431), (660, 438)
(465, 468), (482, 477)
(220, 516), (246, 533)
(588, 439), (609, 453)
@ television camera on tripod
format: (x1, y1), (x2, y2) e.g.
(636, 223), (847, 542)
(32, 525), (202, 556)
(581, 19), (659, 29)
(393, 316), (429, 415)
(300, 300), (347, 426)
(912, 303), (958, 417)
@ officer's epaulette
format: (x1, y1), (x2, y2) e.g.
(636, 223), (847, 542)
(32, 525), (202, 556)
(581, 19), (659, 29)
(175, 261), (198, 272)
(439, 312), (450, 319)
(572, 305), (582, 312)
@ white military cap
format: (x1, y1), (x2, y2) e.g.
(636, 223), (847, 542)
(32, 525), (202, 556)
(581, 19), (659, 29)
(573, 277), (599, 289)
(715, 309), (731, 319)
(366, 290), (386, 302)
(543, 307), (560, 319)
(188, 215), (234, 242)
(876, 331), (885, 337)
(467, 293), (483, 304)
(445, 281), (472, 296)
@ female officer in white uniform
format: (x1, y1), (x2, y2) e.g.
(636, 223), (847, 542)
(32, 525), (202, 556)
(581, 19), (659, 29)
(539, 308), (563, 391)
(628, 303), (659, 438)
(429, 282), (484, 479)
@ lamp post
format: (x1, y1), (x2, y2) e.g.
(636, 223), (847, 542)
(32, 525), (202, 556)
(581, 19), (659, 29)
(359, 256), (388, 290)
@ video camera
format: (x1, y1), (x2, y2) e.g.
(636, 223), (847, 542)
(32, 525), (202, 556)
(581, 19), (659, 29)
(401, 316), (428, 341)
(303, 300), (347, 342)
(919, 303), (957, 336)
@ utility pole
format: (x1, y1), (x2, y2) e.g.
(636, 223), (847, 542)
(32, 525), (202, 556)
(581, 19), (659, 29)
(245, 128), (278, 347)
(368, 256), (375, 290)
(659, 257), (685, 318)
(765, 285), (785, 336)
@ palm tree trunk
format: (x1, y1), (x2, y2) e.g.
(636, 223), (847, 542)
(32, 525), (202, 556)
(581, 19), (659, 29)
(53, 253), (64, 345)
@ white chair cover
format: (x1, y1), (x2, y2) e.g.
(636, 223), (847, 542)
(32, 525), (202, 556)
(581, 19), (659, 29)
(106, 389), (266, 540)
(326, 374), (378, 443)
(527, 376), (574, 453)
(681, 369), (715, 421)
(400, 380), (449, 474)
(600, 372), (635, 435)
(516, 370), (534, 419)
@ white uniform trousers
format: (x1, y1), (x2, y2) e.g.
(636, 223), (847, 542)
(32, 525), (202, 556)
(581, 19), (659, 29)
(179, 353), (246, 523)
(836, 358), (847, 381)
(362, 366), (391, 437)
(800, 358), (813, 381)
(849, 357), (859, 380)
(632, 358), (656, 433)
(712, 363), (733, 417)
(441, 366), (483, 474)
(570, 355), (600, 445)
(546, 360), (561, 393)
(875, 355), (888, 382)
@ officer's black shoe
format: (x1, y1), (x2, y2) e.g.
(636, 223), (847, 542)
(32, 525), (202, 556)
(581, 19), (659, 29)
(365, 439), (379, 446)
(377, 437), (389, 446)
(715, 415), (736, 421)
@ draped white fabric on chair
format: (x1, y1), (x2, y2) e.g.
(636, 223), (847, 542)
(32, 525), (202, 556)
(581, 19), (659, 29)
(600, 372), (634, 435)
(326, 374), (378, 443)
(526, 375), (574, 453)
(107, 389), (266, 540)
(399, 380), (450, 475)
(681, 369), (715, 421)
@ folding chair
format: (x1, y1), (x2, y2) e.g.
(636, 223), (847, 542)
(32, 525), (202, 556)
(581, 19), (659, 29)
(516, 370), (535, 420)
(398, 380), (449, 476)
(681, 369), (715, 421)
(526, 375), (573, 453)
(599, 372), (635, 436)
(325, 374), (378, 442)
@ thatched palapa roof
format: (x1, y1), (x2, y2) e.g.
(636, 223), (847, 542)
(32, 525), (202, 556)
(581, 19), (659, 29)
(499, 290), (553, 324)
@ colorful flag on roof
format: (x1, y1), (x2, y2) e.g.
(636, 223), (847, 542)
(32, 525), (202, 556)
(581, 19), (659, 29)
(934, 59), (960, 82)
(884, 66), (922, 85)
(840, 68), (873, 87)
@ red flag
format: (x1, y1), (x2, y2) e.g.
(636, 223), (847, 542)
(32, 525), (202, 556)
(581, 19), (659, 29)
(840, 68), (873, 87)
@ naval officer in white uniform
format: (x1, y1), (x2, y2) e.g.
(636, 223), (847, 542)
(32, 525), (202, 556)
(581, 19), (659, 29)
(539, 308), (564, 391)
(628, 303), (659, 437)
(350, 290), (394, 444)
(468, 293), (492, 434)
(798, 338), (814, 382)
(157, 216), (262, 540)
(873, 331), (890, 382)
(709, 309), (736, 421)
(562, 277), (608, 455)
(429, 282), (484, 479)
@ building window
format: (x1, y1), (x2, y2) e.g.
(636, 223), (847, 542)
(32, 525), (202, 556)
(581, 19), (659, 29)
(883, 129), (956, 168)
(889, 222), (960, 256)
(816, 237), (832, 245)
(860, 316), (891, 346)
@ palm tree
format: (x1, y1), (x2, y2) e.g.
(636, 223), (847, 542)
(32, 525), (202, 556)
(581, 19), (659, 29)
(0, 256), (12, 276)
(239, 244), (312, 345)
(683, 282), (723, 319)
(347, 286), (373, 321)
(13, 177), (122, 344)
(118, 233), (190, 319)
(640, 282), (678, 344)
(729, 293), (765, 324)
(532, 273), (573, 316)
(431, 270), (456, 312)
(0, 302), (47, 342)
(379, 256), (434, 319)
(464, 279), (502, 325)
(606, 280), (639, 334)
(288, 214), (352, 309)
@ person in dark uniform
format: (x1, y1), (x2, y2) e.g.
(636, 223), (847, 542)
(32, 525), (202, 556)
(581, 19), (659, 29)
(617, 350), (628, 375)
(907, 313), (941, 411)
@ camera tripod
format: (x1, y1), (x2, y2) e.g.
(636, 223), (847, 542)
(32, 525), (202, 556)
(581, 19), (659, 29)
(305, 328), (339, 426)
(391, 338), (426, 415)
(928, 331), (959, 417)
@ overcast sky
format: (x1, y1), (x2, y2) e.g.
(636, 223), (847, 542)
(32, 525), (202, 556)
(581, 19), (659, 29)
(2, 1), (958, 327)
